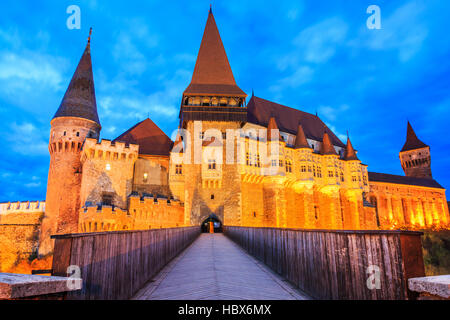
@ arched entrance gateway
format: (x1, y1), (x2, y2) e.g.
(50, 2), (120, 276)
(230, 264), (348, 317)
(200, 214), (223, 233)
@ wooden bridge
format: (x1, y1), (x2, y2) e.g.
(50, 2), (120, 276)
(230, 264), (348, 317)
(51, 226), (425, 300)
(133, 234), (307, 300)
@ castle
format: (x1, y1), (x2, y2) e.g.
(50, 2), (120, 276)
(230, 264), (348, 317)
(0, 9), (449, 269)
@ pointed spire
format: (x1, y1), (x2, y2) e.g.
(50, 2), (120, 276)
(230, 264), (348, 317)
(183, 8), (246, 97)
(344, 135), (359, 161)
(320, 131), (337, 155)
(87, 27), (92, 47)
(401, 121), (428, 152)
(53, 29), (100, 125)
(251, 88), (254, 97)
(294, 123), (310, 149)
(267, 116), (282, 142)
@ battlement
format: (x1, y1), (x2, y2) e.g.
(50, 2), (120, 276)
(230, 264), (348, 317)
(0, 201), (45, 214)
(82, 138), (139, 161)
(128, 193), (183, 206)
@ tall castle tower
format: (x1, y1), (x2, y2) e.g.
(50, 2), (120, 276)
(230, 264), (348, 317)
(39, 30), (101, 255)
(176, 8), (247, 226)
(399, 121), (432, 179)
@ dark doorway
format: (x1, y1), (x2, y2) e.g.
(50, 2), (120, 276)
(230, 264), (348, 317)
(201, 214), (223, 233)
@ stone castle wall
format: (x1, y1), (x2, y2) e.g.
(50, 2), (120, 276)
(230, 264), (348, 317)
(78, 194), (184, 232)
(0, 201), (44, 272)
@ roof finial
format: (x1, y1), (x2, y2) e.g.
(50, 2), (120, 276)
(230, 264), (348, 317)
(347, 130), (349, 139)
(209, 4), (212, 14)
(251, 88), (254, 97)
(87, 27), (92, 45)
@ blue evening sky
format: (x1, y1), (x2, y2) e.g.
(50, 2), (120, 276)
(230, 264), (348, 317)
(0, 0), (449, 201)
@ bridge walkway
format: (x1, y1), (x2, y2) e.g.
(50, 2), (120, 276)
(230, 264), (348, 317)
(132, 233), (309, 300)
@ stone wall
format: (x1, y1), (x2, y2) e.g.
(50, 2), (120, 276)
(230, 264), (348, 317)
(368, 182), (450, 230)
(78, 194), (184, 232)
(0, 204), (44, 272)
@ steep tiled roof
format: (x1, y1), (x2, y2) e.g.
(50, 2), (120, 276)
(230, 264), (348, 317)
(344, 136), (359, 161)
(114, 118), (173, 156)
(294, 124), (310, 149)
(247, 96), (345, 147)
(53, 30), (100, 125)
(320, 132), (338, 155)
(368, 172), (444, 189)
(401, 121), (428, 152)
(267, 116), (282, 142)
(183, 9), (246, 97)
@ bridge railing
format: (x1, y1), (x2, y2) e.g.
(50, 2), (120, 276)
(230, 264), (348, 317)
(224, 226), (425, 300)
(51, 226), (200, 300)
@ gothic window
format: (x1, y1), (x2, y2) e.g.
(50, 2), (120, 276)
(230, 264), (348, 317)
(256, 155), (261, 168)
(63, 131), (66, 136)
(285, 160), (292, 173)
(199, 132), (204, 139)
(208, 159), (216, 170)
(271, 159), (277, 167)
(308, 166), (312, 172)
(279, 160), (284, 167)
(328, 171), (334, 178)
(352, 175), (357, 182)
(301, 165), (307, 173)
(246, 152), (250, 166)
(317, 166), (322, 178)
(76, 132), (80, 137)
(313, 165), (316, 177)
(340, 172), (344, 182)
(175, 164), (183, 175)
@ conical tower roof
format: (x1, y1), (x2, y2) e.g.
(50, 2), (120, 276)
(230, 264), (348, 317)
(267, 116), (282, 142)
(183, 8), (246, 97)
(53, 29), (100, 125)
(320, 131), (337, 155)
(294, 123), (310, 149)
(344, 136), (359, 161)
(401, 121), (428, 152)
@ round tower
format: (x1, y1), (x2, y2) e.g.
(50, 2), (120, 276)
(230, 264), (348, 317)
(39, 30), (101, 256)
(399, 121), (432, 179)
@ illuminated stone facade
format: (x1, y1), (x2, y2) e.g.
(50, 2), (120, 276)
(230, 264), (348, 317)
(1, 9), (449, 265)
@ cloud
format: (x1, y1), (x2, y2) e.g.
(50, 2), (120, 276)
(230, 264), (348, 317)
(356, 1), (428, 62)
(98, 68), (191, 126)
(6, 122), (48, 156)
(318, 104), (349, 122)
(293, 17), (348, 64)
(0, 51), (65, 93)
(269, 66), (314, 93)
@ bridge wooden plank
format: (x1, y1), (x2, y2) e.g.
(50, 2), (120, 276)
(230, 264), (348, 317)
(133, 234), (309, 300)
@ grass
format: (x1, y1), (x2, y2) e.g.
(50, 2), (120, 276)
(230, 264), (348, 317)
(421, 230), (450, 276)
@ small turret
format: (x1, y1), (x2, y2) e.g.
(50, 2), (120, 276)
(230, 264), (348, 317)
(294, 123), (310, 149)
(344, 135), (359, 161)
(267, 116), (282, 142)
(320, 131), (337, 155)
(399, 121), (432, 178)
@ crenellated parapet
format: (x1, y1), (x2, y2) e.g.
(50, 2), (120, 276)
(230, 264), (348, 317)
(81, 138), (139, 162)
(78, 193), (185, 232)
(0, 201), (45, 226)
(0, 201), (45, 214)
